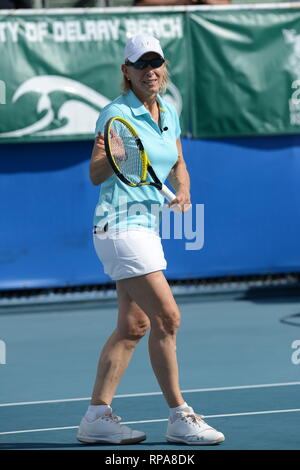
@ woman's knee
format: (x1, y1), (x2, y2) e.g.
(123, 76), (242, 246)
(152, 307), (181, 337)
(119, 318), (150, 343)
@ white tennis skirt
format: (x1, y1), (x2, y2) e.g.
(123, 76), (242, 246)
(93, 228), (167, 281)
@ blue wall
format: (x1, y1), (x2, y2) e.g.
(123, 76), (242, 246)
(1, 135), (300, 289)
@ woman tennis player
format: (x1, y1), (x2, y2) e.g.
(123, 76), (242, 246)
(77, 34), (225, 446)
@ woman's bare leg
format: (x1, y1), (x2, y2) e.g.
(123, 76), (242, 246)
(90, 286), (150, 405)
(118, 271), (184, 408)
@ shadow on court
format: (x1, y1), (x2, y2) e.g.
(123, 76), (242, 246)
(238, 286), (300, 304)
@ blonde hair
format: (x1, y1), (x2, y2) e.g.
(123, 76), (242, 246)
(121, 61), (169, 95)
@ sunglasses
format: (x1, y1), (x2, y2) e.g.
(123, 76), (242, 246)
(125, 58), (165, 70)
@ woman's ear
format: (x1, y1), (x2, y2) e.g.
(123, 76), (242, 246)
(121, 63), (128, 79)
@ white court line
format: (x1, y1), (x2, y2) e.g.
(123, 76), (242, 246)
(0, 381), (300, 408)
(1, 408), (300, 436)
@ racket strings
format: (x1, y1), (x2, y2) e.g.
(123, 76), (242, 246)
(109, 120), (143, 185)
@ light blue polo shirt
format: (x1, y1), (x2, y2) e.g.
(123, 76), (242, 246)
(93, 89), (181, 232)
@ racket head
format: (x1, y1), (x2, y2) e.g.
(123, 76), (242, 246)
(104, 117), (148, 187)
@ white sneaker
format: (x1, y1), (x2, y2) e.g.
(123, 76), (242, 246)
(166, 406), (225, 445)
(77, 413), (146, 444)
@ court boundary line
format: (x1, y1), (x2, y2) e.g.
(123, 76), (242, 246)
(1, 408), (300, 436)
(0, 381), (300, 408)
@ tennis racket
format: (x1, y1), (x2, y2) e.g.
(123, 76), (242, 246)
(104, 116), (178, 207)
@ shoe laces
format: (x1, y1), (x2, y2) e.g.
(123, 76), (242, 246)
(102, 413), (121, 424)
(179, 411), (206, 427)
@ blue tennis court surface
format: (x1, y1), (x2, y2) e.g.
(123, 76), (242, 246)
(1, 288), (300, 450)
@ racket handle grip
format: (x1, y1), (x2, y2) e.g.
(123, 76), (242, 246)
(160, 184), (183, 213)
(160, 184), (176, 203)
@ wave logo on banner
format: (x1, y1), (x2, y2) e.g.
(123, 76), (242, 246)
(0, 75), (182, 140)
(0, 76), (110, 138)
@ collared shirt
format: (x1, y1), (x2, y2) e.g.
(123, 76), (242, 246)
(93, 89), (181, 232)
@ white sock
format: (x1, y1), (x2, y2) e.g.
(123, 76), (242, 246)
(85, 404), (112, 422)
(169, 402), (189, 419)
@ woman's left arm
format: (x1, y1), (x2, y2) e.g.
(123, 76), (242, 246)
(167, 138), (191, 212)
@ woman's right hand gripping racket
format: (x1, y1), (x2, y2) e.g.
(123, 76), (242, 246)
(104, 116), (182, 212)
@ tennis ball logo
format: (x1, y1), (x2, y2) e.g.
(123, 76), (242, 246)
(291, 340), (300, 365)
(0, 340), (6, 365)
(0, 80), (6, 105)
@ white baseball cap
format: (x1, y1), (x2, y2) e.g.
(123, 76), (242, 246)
(124, 34), (164, 63)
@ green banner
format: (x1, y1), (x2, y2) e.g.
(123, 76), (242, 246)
(189, 9), (300, 138)
(0, 11), (188, 143)
(2, 7), (300, 142)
